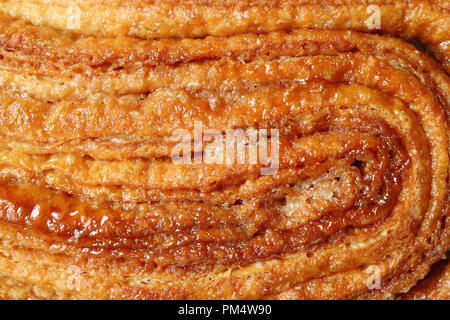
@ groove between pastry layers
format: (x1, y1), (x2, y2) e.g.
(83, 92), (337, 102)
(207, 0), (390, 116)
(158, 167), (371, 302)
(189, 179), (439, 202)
(396, 252), (449, 300)
(0, 6), (447, 299)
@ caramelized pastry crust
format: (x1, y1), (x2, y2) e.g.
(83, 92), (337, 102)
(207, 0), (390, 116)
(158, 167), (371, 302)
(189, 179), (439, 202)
(0, 0), (448, 299)
(397, 252), (449, 300)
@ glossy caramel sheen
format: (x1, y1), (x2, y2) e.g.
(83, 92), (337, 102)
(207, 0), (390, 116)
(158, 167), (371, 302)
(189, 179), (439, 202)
(398, 252), (450, 300)
(0, 0), (447, 299)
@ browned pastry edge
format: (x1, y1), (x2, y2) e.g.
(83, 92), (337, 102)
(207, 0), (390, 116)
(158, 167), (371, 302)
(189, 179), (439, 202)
(0, 0), (447, 299)
(397, 252), (449, 300)
(0, 0), (448, 70)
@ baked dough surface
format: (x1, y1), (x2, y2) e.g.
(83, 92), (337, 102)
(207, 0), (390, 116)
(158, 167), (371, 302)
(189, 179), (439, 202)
(0, 0), (447, 299)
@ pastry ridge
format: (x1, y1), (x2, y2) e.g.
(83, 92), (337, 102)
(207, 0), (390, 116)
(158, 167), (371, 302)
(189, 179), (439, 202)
(0, 0), (448, 300)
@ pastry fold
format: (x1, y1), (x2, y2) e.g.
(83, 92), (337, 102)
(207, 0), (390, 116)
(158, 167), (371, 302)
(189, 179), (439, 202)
(0, 0), (448, 299)
(397, 252), (449, 300)
(0, 0), (448, 69)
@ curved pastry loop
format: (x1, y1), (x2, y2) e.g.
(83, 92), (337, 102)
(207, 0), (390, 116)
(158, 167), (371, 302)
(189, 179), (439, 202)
(0, 0), (447, 299)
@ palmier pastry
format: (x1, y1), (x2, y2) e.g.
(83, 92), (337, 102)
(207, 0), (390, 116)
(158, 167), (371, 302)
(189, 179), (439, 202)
(397, 252), (449, 300)
(0, 0), (447, 299)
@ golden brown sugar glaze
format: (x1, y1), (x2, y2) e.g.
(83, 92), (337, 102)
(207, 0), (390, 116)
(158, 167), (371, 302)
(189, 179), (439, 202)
(397, 253), (449, 300)
(0, 1), (447, 299)
(0, 1), (447, 69)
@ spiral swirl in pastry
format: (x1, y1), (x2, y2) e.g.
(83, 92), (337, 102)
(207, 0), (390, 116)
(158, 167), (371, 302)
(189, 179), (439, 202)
(0, 0), (447, 299)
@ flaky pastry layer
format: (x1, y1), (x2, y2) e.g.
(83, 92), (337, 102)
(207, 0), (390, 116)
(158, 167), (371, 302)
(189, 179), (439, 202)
(0, 0), (447, 299)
